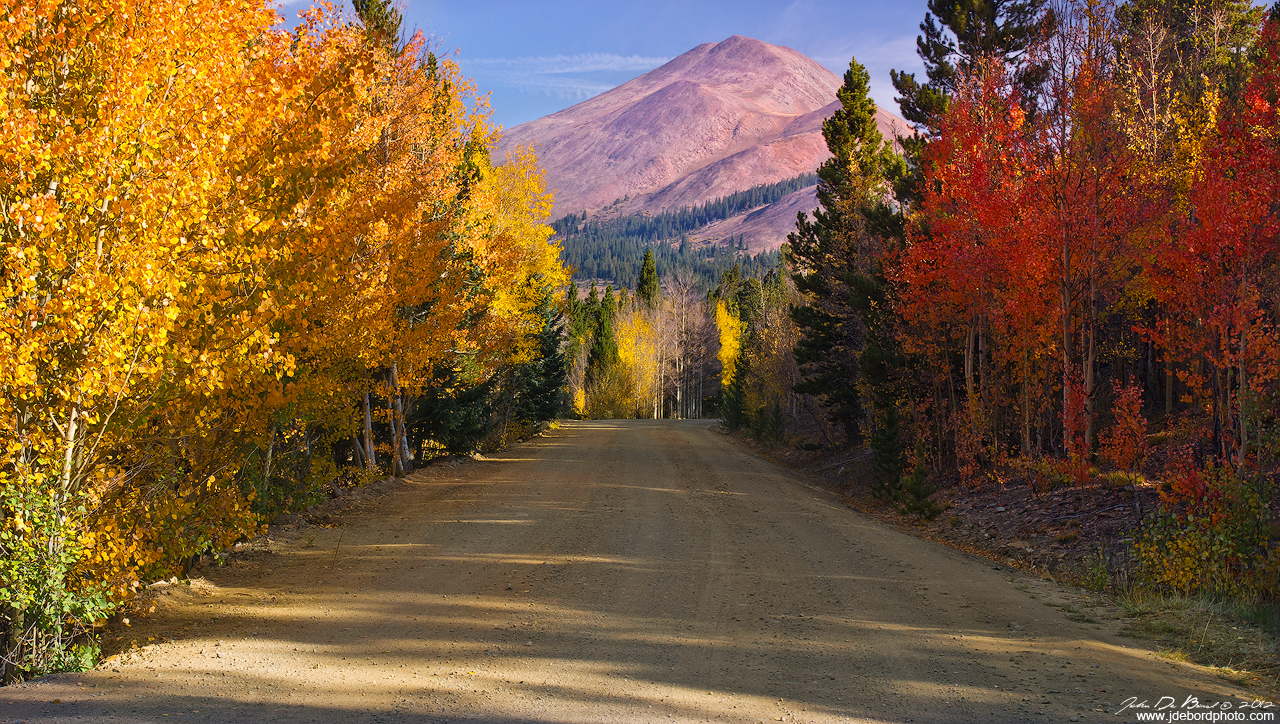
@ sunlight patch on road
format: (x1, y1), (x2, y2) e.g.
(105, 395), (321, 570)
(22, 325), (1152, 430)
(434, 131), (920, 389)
(427, 552), (649, 566)
(600, 483), (690, 494)
(427, 657), (866, 724)
(424, 519), (538, 525)
(561, 424), (630, 429)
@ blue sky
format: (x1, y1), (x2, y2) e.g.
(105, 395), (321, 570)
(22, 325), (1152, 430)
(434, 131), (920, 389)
(290, 1), (932, 131)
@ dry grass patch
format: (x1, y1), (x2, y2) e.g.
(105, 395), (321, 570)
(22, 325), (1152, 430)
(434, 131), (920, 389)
(1116, 591), (1279, 695)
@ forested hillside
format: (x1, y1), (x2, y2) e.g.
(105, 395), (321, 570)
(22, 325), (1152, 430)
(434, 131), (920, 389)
(553, 175), (813, 288)
(562, 235), (778, 292)
(554, 173), (817, 243)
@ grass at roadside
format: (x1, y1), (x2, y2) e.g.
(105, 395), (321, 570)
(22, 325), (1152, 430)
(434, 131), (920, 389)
(1114, 591), (1279, 694)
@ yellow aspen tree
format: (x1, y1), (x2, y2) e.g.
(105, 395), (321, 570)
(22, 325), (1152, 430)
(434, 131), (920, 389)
(2, 1), (570, 681)
(616, 305), (660, 418)
(715, 300), (745, 388)
(1, 0), (303, 675)
(461, 146), (567, 371)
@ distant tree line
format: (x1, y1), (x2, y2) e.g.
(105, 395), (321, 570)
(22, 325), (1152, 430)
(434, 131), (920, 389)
(567, 250), (734, 421)
(553, 173), (817, 244)
(563, 235), (779, 291)
(553, 174), (816, 288)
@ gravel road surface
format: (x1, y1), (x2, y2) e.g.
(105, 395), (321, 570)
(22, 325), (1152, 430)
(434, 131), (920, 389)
(0, 420), (1266, 723)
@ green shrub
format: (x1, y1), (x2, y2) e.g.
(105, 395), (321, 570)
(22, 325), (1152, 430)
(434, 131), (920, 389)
(761, 400), (786, 445)
(1134, 466), (1279, 601)
(898, 462), (942, 519)
(1, 481), (113, 683)
(720, 367), (749, 432)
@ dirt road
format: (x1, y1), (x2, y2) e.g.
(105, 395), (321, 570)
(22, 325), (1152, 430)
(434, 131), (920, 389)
(1, 420), (1269, 723)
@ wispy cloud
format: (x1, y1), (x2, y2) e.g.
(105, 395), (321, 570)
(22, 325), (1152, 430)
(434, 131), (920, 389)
(809, 35), (921, 74)
(805, 35), (923, 116)
(466, 53), (670, 75)
(500, 76), (618, 99)
(462, 52), (669, 100)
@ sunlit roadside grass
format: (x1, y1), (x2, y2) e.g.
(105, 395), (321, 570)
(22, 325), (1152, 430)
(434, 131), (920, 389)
(1115, 590), (1279, 695)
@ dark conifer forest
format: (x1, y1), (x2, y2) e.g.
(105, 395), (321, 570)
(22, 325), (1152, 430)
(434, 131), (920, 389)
(553, 174), (815, 288)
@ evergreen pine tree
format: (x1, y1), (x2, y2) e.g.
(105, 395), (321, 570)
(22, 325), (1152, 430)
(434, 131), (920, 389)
(586, 285), (619, 386)
(516, 285), (569, 423)
(890, 0), (1053, 137)
(721, 358), (750, 432)
(788, 56), (906, 443)
(637, 248), (659, 307)
(868, 403), (907, 500)
(352, 0), (403, 50)
(405, 364), (495, 458)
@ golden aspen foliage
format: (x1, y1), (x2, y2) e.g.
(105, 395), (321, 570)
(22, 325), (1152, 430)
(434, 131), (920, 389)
(461, 145), (567, 370)
(0, 0), (567, 678)
(1, 0), (296, 602)
(715, 300), (744, 388)
(615, 306), (659, 417)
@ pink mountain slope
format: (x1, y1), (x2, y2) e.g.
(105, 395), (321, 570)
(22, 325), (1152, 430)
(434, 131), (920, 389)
(496, 35), (907, 251)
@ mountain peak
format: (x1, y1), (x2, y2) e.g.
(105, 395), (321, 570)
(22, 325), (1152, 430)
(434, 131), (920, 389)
(497, 36), (905, 247)
(708, 34), (792, 60)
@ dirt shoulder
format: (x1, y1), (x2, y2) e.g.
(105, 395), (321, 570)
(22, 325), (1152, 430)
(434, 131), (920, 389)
(0, 420), (1273, 724)
(739, 432), (1280, 698)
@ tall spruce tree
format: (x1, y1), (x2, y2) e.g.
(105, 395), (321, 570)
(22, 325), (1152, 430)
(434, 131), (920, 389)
(352, 0), (403, 50)
(890, 0), (1053, 137)
(405, 363), (495, 458)
(585, 285), (620, 386)
(637, 248), (659, 308)
(788, 57), (905, 445)
(514, 285), (569, 423)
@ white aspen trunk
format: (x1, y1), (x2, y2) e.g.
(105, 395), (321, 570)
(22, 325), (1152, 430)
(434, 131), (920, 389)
(656, 346), (663, 419)
(978, 315), (989, 411)
(1061, 200), (1074, 451)
(391, 364), (411, 473)
(679, 301), (687, 419)
(1022, 350), (1032, 457)
(401, 424), (412, 470)
(1163, 317), (1174, 416)
(963, 323), (977, 449)
(386, 391), (398, 478)
(96, 183), (110, 258)
(684, 359), (689, 419)
(363, 391), (377, 469)
(1240, 322), (1248, 472)
(60, 407), (78, 498)
(263, 427), (275, 485)
(963, 325), (976, 403)
(675, 356), (682, 420)
(697, 367), (702, 419)
(1084, 277), (1098, 454)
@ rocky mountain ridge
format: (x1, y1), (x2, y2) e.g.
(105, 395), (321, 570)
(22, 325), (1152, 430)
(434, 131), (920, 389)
(497, 35), (907, 253)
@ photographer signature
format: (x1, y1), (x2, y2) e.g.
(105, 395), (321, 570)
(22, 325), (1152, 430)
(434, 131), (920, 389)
(1117, 696), (1276, 715)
